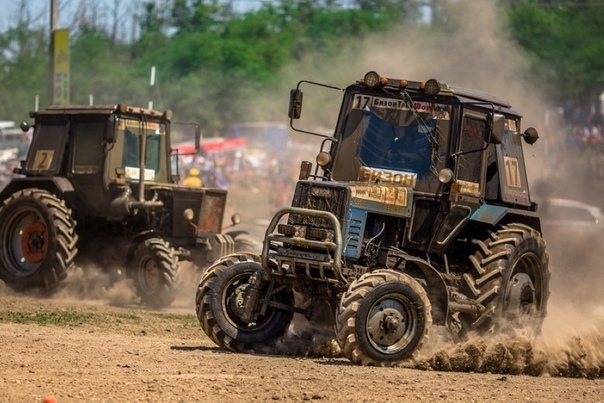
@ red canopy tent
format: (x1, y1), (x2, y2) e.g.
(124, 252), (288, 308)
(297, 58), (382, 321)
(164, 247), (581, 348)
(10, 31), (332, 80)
(172, 137), (247, 154)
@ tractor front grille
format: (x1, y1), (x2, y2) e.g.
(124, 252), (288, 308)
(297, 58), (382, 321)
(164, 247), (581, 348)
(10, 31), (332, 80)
(289, 182), (349, 228)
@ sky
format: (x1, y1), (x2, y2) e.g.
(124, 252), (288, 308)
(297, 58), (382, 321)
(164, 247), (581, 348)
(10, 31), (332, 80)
(0, 1), (430, 34)
(0, 0), (269, 33)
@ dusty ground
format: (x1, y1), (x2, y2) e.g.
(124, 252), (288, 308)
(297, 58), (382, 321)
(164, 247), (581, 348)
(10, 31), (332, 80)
(2, 180), (604, 402)
(1, 291), (603, 403)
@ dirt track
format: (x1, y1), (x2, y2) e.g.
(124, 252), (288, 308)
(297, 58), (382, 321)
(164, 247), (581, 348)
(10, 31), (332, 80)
(2, 234), (604, 403)
(1, 292), (603, 403)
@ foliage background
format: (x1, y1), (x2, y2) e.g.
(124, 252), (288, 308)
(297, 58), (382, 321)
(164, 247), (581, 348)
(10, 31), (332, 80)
(1, 0), (604, 136)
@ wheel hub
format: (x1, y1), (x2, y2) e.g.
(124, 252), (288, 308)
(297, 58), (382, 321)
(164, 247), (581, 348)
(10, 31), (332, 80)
(367, 300), (408, 347)
(20, 222), (48, 263)
(506, 272), (536, 316)
(229, 284), (248, 320)
(382, 314), (401, 333)
(143, 260), (159, 289)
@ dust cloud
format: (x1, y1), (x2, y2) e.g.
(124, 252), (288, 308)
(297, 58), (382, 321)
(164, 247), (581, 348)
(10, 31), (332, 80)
(56, 264), (137, 308)
(0, 261), (137, 310)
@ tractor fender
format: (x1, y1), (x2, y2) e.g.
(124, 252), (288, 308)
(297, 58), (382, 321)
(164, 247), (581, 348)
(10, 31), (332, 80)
(222, 230), (248, 240)
(389, 253), (449, 326)
(470, 204), (542, 233)
(0, 177), (75, 202)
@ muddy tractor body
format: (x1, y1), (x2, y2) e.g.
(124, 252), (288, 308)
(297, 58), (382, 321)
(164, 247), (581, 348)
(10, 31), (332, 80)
(0, 104), (247, 308)
(196, 72), (550, 365)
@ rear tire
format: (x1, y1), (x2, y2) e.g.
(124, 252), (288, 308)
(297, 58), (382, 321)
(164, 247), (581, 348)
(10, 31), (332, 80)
(461, 223), (550, 339)
(131, 238), (179, 309)
(0, 189), (78, 292)
(336, 270), (431, 366)
(195, 253), (294, 352)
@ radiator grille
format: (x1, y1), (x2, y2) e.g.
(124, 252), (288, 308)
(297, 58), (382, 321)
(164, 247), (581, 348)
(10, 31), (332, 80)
(289, 183), (349, 228)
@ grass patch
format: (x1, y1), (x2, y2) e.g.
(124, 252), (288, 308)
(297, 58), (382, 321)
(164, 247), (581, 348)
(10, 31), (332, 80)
(0, 311), (97, 326)
(0, 298), (201, 338)
(114, 312), (143, 322)
(147, 312), (197, 323)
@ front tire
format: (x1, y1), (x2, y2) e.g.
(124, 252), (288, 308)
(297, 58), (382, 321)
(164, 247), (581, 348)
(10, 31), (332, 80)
(336, 270), (431, 366)
(0, 189), (78, 292)
(195, 253), (294, 352)
(461, 223), (550, 339)
(131, 238), (179, 309)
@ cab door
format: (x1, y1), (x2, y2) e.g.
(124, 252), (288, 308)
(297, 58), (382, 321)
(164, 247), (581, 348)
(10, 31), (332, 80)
(69, 117), (110, 215)
(430, 112), (488, 250)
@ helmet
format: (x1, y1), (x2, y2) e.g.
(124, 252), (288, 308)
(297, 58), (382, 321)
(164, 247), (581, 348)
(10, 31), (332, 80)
(189, 168), (200, 176)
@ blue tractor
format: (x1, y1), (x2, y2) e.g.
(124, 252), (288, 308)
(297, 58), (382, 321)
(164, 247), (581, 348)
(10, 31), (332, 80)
(196, 71), (549, 366)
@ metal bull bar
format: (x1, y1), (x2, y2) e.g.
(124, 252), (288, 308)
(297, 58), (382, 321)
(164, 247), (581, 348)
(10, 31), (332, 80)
(261, 207), (345, 284)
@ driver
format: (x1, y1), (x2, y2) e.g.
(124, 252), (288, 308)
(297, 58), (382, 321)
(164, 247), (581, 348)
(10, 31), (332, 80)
(387, 125), (431, 173)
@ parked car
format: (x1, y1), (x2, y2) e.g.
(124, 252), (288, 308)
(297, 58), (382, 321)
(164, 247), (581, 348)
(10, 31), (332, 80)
(539, 198), (604, 231)
(537, 197), (604, 298)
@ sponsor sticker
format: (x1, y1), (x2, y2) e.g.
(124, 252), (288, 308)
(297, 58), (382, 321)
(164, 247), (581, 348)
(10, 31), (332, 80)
(352, 94), (450, 120)
(358, 166), (417, 188)
(351, 185), (408, 207)
(125, 166), (155, 180)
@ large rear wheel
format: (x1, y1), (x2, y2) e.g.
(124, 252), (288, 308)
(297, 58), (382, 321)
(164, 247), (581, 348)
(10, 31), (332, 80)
(195, 253), (294, 353)
(461, 223), (550, 339)
(336, 270), (431, 366)
(0, 189), (78, 291)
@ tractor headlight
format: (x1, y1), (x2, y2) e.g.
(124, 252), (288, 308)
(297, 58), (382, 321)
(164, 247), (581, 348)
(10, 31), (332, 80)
(438, 168), (453, 184)
(231, 213), (241, 226)
(183, 208), (195, 221)
(316, 152), (331, 167)
(363, 71), (381, 88)
(422, 79), (441, 95)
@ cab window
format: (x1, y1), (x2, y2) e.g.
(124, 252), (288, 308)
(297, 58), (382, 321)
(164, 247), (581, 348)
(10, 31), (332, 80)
(118, 119), (167, 182)
(73, 120), (105, 174)
(457, 116), (486, 184)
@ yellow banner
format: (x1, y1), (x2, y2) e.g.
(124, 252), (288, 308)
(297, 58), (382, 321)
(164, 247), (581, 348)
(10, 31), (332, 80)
(52, 29), (70, 106)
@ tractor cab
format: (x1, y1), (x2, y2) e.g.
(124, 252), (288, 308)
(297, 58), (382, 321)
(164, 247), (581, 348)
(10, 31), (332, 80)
(290, 71), (539, 253)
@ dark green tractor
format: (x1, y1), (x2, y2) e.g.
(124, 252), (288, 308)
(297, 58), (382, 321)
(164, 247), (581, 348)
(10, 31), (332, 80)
(195, 72), (550, 365)
(0, 104), (252, 309)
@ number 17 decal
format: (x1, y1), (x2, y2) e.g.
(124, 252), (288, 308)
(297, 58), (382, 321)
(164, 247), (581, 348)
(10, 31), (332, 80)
(352, 94), (371, 110)
(503, 156), (522, 188)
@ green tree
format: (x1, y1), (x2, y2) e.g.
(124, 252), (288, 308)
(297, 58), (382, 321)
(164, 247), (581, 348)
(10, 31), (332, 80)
(507, 0), (604, 102)
(0, 24), (48, 120)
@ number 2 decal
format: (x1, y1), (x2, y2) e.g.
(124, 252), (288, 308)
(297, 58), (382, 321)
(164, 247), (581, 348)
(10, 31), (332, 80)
(503, 156), (522, 188)
(32, 150), (55, 170)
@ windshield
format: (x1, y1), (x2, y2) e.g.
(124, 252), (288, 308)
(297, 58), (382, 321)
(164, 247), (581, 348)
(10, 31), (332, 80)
(118, 118), (167, 182)
(358, 110), (436, 175)
(331, 92), (452, 192)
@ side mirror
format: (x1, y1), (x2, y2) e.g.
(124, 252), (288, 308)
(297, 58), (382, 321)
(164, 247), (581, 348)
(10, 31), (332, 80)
(487, 113), (505, 144)
(288, 89), (303, 119)
(105, 115), (117, 143)
(20, 121), (30, 132)
(522, 127), (539, 145)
